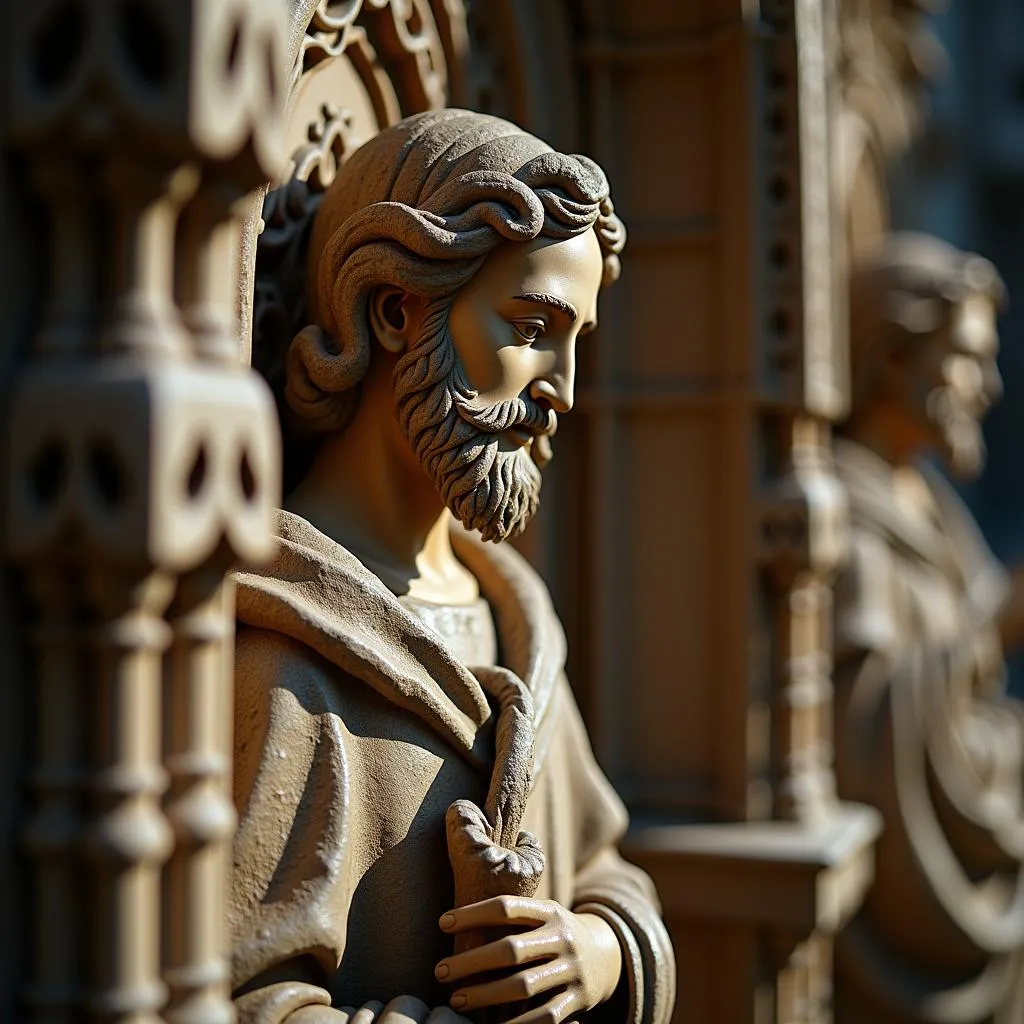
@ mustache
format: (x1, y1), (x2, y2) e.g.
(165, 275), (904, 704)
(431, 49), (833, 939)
(451, 377), (558, 440)
(453, 385), (558, 472)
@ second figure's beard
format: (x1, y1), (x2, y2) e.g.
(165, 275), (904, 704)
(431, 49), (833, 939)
(926, 385), (986, 481)
(393, 301), (557, 543)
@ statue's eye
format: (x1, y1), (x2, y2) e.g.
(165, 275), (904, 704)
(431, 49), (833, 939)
(512, 320), (544, 343)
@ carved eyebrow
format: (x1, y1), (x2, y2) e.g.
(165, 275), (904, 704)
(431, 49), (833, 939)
(512, 293), (579, 321)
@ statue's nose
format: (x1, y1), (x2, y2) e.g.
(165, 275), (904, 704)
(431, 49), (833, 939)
(530, 378), (573, 414)
(530, 350), (575, 414)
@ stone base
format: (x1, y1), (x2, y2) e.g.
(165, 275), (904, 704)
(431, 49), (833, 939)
(625, 803), (881, 1024)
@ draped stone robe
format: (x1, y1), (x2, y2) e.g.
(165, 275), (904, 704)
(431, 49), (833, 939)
(228, 511), (675, 1024)
(832, 438), (1024, 1024)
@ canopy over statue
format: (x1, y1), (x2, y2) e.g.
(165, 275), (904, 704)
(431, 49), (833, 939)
(229, 109), (674, 1024)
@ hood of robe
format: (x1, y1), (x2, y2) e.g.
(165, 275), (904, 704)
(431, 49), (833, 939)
(234, 510), (566, 771)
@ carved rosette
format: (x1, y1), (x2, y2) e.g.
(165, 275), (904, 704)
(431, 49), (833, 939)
(6, 2), (285, 1021)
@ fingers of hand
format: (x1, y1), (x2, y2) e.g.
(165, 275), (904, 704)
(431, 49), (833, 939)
(503, 990), (582, 1024)
(377, 996), (431, 1024)
(288, 1008), (355, 1024)
(347, 1001), (385, 1024)
(439, 896), (557, 933)
(296, 999), (470, 1024)
(436, 928), (563, 983)
(306, 1001), (381, 1024)
(424, 1006), (473, 1024)
(449, 960), (574, 1012)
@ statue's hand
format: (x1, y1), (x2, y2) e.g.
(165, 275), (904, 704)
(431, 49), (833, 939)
(289, 997), (472, 1024)
(434, 896), (622, 1024)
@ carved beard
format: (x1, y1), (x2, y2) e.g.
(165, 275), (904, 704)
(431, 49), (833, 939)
(926, 384), (986, 480)
(393, 301), (557, 543)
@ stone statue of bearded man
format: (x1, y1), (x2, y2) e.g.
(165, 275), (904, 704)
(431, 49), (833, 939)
(229, 109), (675, 1024)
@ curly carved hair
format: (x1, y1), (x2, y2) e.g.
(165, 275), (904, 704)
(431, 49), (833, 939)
(282, 108), (626, 438)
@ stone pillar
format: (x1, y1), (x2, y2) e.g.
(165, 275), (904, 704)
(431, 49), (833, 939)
(4, 2), (286, 1020)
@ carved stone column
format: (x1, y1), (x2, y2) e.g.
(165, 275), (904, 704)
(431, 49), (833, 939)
(4, 2), (285, 1021)
(623, 3), (882, 1017)
(467, 1), (881, 1021)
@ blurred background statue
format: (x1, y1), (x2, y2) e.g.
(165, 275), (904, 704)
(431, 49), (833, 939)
(833, 231), (1024, 1023)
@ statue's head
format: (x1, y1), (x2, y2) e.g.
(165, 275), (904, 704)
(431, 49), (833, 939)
(845, 232), (1006, 479)
(272, 109), (625, 542)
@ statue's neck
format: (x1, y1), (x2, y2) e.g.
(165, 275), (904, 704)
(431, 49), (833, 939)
(284, 399), (479, 605)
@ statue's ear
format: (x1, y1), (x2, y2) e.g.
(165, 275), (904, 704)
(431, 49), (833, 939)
(369, 286), (420, 354)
